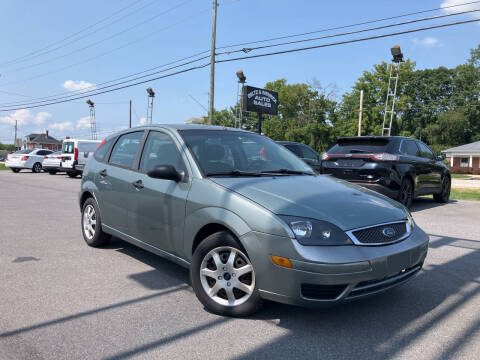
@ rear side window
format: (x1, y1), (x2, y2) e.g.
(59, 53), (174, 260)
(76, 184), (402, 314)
(94, 137), (115, 162)
(401, 140), (421, 157)
(63, 142), (74, 154)
(109, 132), (143, 168)
(328, 139), (390, 154)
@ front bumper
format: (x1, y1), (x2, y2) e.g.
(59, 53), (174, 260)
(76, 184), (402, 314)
(240, 224), (428, 307)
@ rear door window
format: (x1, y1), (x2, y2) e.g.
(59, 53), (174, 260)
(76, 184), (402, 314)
(299, 145), (318, 160)
(63, 142), (74, 154)
(109, 131), (144, 169)
(328, 139), (390, 154)
(401, 140), (421, 157)
(94, 137), (116, 162)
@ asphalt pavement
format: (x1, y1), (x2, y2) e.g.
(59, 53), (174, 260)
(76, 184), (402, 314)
(0, 171), (479, 360)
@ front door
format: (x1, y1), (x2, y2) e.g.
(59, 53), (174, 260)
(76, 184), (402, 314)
(129, 130), (190, 255)
(417, 141), (442, 191)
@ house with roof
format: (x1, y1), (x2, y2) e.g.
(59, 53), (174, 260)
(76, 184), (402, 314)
(23, 131), (62, 151)
(442, 140), (480, 174)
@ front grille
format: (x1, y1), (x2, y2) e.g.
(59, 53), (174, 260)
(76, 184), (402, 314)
(346, 264), (422, 300)
(352, 222), (407, 245)
(301, 283), (347, 300)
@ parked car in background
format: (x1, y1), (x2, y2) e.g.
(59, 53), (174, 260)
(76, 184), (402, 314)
(61, 139), (101, 177)
(79, 125), (428, 316)
(5, 148), (53, 173)
(320, 136), (451, 208)
(42, 151), (63, 174)
(277, 141), (321, 172)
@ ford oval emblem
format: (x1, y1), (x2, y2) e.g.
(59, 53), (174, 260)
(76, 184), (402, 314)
(382, 227), (396, 238)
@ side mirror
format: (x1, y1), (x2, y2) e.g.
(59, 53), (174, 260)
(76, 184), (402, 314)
(147, 165), (182, 182)
(437, 154), (446, 161)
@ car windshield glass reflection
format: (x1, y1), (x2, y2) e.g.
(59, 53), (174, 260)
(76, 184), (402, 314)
(179, 130), (314, 176)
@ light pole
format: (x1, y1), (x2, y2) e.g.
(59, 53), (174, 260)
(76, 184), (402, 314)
(235, 70), (246, 128)
(146, 87), (155, 124)
(382, 45), (404, 136)
(86, 99), (97, 140)
(208, 0), (218, 125)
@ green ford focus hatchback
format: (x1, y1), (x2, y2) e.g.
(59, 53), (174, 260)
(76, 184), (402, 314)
(79, 124), (428, 316)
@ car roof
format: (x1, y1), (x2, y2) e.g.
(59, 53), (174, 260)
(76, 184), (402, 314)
(338, 136), (415, 142)
(122, 124), (251, 132)
(276, 141), (301, 145)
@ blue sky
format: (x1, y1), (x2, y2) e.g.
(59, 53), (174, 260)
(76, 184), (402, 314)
(0, 0), (479, 143)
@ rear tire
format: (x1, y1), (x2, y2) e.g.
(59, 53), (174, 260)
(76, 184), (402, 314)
(11, 168), (20, 173)
(81, 198), (111, 247)
(67, 171), (79, 178)
(398, 178), (414, 208)
(191, 231), (263, 317)
(48, 170), (57, 175)
(434, 175), (451, 203)
(32, 162), (42, 173)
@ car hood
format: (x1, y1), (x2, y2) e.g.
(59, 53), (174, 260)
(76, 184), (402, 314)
(210, 175), (407, 231)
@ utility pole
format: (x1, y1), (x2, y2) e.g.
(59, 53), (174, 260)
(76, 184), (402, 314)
(129, 100), (132, 128)
(208, 0), (218, 125)
(14, 120), (18, 150)
(357, 90), (363, 136)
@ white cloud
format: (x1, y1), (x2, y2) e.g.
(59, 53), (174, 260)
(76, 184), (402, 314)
(441, 0), (480, 18)
(76, 116), (91, 129)
(139, 117), (146, 125)
(0, 109), (52, 126)
(412, 37), (441, 47)
(62, 80), (96, 92)
(50, 121), (74, 131)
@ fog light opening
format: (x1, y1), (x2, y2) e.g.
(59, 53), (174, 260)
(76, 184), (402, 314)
(270, 255), (292, 268)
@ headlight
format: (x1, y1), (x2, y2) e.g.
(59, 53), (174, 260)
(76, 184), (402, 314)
(406, 210), (415, 229)
(279, 215), (353, 246)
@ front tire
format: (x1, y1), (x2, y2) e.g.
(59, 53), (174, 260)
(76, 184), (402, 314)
(48, 170), (57, 175)
(191, 231), (263, 317)
(67, 171), (79, 178)
(398, 178), (414, 208)
(434, 175), (451, 203)
(32, 162), (42, 173)
(81, 198), (111, 247)
(11, 168), (20, 173)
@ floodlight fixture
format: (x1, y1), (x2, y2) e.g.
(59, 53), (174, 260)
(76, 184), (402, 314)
(236, 70), (246, 83)
(146, 87), (155, 97)
(390, 45), (404, 63)
(86, 99), (94, 107)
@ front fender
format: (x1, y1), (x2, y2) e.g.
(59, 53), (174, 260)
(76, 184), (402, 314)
(183, 207), (252, 261)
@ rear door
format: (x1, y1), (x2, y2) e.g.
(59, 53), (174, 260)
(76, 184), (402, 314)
(322, 138), (392, 182)
(97, 131), (145, 234)
(61, 141), (75, 169)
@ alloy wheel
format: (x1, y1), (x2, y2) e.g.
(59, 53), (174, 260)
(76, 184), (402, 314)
(400, 180), (412, 206)
(199, 246), (255, 307)
(82, 204), (96, 240)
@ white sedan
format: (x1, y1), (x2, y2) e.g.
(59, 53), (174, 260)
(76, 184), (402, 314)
(5, 148), (53, 173)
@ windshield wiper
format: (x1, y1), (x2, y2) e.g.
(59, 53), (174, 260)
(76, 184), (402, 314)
(206, 170), (262, 177)
(260, 169), (314, 176)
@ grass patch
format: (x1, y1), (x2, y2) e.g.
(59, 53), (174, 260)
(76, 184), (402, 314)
(0, 163), (9, 170)
(450, 188), (480, 201)
(451, 173), (472, 179)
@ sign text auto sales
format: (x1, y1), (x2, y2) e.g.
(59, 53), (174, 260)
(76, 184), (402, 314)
(242, 86), (278, 115)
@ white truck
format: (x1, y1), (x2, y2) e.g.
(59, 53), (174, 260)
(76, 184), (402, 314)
(60, 139), (101, 177)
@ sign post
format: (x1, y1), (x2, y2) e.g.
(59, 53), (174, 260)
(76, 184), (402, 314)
(242, 85), (278, 134)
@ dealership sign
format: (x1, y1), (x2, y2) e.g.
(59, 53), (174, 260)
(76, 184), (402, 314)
(242, 86), (278, 115)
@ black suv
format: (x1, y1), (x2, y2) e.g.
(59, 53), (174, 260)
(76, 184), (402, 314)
(320, 136), (451, 207)
(277, 141), (321, 172)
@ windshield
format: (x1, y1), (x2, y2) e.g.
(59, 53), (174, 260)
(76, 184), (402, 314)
(179, 129), (313, 176)
(14, 149), (34, 154)
(62, 142), (74, 154)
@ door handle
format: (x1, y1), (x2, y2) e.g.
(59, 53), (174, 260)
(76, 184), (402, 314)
(99, 169), (107, 177)
(132, 179), (144, 189)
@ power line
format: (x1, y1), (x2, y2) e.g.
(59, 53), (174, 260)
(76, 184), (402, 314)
(216, 0), (480, 50)
(0, 62), (211, 112)
(0, 0), (147, 68)
(1, 0), (193, 74)
(215, 18), (480, 64)
(0, 54), (210, 108)
(217, 8), (480, 55)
